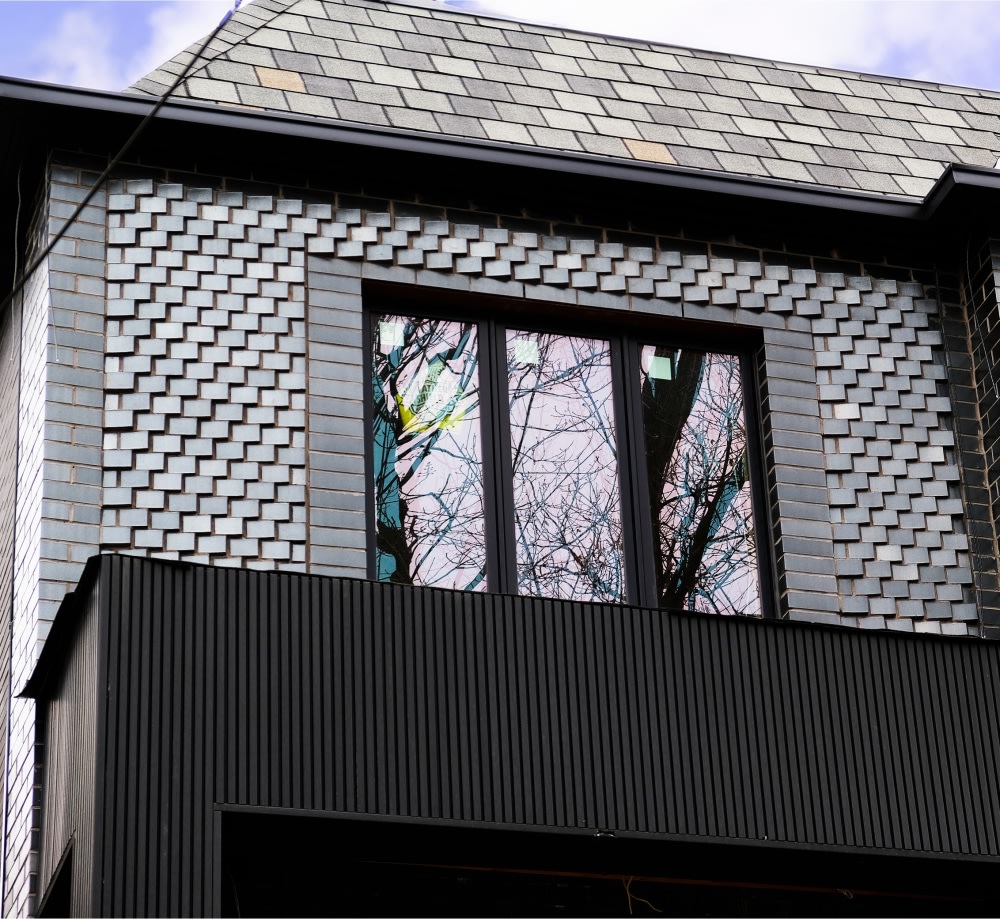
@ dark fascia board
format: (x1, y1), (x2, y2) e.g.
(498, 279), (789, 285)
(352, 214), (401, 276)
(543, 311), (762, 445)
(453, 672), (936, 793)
(2, 74), (985, 222)
(20, 553), (105, 701)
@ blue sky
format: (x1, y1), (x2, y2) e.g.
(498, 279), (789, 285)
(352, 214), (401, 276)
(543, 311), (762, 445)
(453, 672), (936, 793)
(2, 0), (1000, 93)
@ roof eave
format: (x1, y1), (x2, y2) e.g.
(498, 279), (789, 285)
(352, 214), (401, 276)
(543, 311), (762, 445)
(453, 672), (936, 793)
(1, 76), (998, 223)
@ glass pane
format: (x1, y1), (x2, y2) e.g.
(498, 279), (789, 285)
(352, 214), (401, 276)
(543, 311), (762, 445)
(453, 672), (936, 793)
(507, 330), (624, 602)
(641, 346), (760, 615)
(371, 315), (486, 590)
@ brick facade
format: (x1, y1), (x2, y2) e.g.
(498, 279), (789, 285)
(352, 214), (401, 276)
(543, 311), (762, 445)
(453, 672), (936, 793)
(2, 157), (997, 912)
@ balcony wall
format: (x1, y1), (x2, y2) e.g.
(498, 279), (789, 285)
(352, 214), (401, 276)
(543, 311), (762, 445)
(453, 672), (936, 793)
(27, 554), (1000, 916)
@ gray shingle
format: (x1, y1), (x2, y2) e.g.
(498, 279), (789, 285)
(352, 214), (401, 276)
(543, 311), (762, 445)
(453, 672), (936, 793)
(552, 89), (605, 115)
(526, 125), (585, 151)
(236, 84), (291, 109)
(443, 39), (497, 64)
(578, 58), (629, 81)
(667, 146), (723, 170)
(477, 62), (529, 85)
(600, 97), (654, 121)
(635, 122), (685, 145)
(272, 50), (327, 75)
(664, 70), (714, 93)
(301, 73), (357, 100)
(384, 105), (437, 131)
(508, 84), (558, 107)
(676, 54), (726, 77)
(285, 92), (339, 117)
(384, 48), (434, 71)
(805, 163), (861, 188)
(541, 107), (594, 132)
(522, 68), (571, 92)
(502, 29), (552, 52)
(823, 128), (875, 152)
(690, 110), (738, 132)
(575, 133), (631, 157)
(400, 87), (456, 114)
(459, 23), (513, 46)
(366, 63), (421, 88)
(587, 115), (643, 139)
(433, 112), (489, 138)
(742, 98), (793, 122)
(644, 104), (699, 129)
(715, 151), (767, 175)
(587, 40), (640, 64)
(352, 82), (403, 106)
(726, 134), (776, 157)
(492, 100), (548, 126)
(317, 56), (369, 81)
(814, 146), (865, 169)
(482, 120), (535, 144)
(493, 45), (540, 68)
(398, 31), (448, 54)
(287, 31), (340, 56)
(331, 98), (390, 125)
(451, 95), (500, 119)
(415, 70), (466, 94)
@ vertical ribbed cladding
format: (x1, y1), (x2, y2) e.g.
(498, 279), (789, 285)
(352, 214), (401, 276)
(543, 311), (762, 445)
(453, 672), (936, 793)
(36, 572), (102, 916)
(30, 556), (1000, 915)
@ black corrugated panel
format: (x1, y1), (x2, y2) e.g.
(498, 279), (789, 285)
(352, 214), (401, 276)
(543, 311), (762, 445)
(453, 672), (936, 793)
(28, 555), (1000, 916)
(35, 565), (105, 918)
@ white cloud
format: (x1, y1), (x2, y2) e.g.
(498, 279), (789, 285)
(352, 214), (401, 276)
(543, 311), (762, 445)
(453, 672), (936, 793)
(127, 0), (237, 88)
(35, 9), (122, 90)
(460, 0), (1000, 90)
(31, 1), (241, 92)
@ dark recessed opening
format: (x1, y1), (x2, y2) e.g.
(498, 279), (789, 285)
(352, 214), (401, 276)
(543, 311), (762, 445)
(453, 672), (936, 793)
(221, 811), (1000, 918)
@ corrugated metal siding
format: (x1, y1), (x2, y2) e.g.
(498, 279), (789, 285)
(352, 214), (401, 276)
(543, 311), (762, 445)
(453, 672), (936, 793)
(34, 555), (1000, 916)
(36, 573), (103, 917)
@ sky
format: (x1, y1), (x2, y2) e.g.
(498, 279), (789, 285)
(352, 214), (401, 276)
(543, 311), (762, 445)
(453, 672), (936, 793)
(1, 0), (1000, 95)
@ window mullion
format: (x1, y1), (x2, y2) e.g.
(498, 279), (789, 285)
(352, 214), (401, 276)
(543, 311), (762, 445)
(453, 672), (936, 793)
(618, 338), (658, 608)
(481, 320), (517, 594)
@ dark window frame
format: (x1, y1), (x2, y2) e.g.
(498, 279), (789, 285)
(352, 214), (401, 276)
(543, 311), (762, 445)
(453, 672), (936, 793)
(364, 284), (774, 616)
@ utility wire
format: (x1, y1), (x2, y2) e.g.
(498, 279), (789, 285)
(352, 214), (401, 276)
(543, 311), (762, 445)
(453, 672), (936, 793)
(0, 0), (242, 316)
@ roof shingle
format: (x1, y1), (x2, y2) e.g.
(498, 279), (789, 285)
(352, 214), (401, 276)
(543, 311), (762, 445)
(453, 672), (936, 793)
(130, 0), (1000, 200)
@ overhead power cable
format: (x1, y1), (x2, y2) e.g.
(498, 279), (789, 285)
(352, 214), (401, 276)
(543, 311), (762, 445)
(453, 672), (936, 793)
(0, 0), (243, 316)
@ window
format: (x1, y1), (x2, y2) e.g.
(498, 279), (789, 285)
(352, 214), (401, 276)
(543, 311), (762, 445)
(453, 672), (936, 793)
(368, 307), (764, 616)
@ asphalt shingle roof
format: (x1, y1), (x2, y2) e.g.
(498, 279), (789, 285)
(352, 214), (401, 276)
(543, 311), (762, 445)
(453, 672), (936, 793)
(131, 0), (1000, 199)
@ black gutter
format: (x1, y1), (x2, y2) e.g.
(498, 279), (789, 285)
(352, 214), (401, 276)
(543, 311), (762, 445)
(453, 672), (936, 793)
(0, 74), (981, 223)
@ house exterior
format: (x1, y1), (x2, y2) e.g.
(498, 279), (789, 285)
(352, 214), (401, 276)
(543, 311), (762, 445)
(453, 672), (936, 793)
(2, 0), (1000, 914)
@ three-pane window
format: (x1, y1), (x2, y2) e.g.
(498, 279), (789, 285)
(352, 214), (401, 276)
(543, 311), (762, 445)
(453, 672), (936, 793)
(369, 310), (763, 616)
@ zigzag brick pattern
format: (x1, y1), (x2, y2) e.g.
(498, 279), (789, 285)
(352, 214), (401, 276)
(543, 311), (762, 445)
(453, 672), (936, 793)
(814, 278), (976, 629)
(103, 181), (307, 567)
(100, 178), (977, 631)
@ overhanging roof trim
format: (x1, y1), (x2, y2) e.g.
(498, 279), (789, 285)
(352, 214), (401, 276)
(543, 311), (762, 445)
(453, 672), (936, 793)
(1, 75), (995, 222)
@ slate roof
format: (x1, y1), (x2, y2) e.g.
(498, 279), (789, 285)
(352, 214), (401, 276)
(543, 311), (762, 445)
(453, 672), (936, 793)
(131, 0), (1000, 199)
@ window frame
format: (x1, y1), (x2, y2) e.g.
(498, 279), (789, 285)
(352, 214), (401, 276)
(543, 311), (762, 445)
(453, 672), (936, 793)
(363, 286), (774, 616)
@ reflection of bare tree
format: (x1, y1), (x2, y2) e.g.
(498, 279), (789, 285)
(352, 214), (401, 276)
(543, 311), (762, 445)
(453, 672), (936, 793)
(642, 349), (758, 615)
(371, 317), (758, 615)
(507, 332), (625, 602)
(371, 316), (486, 589)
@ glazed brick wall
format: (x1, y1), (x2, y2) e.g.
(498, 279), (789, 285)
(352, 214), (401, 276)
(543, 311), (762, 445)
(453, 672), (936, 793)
(102, 183), (308, 567)
(3, 163), (107, 918)
(93, 175), (978, 632)
(0, 232), (22, 919)
(964, 238), (1000, 639)
(2, 157), (994, 915)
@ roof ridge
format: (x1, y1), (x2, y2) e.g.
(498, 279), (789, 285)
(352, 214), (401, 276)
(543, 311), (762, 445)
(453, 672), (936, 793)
(378, 0), (1000, 99)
